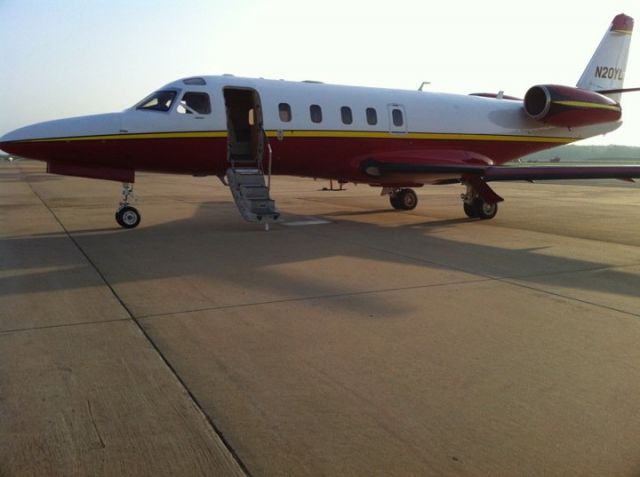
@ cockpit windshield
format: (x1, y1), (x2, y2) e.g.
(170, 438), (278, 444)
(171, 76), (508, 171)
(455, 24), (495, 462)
(134, 90), (177, 112)
(177, 92), (212, 115)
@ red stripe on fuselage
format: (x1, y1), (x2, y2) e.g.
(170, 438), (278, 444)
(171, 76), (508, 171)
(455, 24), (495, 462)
(1, 135), (567, 183)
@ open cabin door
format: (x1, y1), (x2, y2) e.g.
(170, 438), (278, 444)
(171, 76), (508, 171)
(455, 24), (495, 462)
(223, 88), (264, 168)
(222, 87), (279, 225)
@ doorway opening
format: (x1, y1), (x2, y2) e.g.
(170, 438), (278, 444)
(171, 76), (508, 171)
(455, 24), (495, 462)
(223, 88), (264, 168)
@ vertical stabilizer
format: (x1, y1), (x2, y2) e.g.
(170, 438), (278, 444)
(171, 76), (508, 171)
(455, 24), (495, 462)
(577, 14), (634, 102)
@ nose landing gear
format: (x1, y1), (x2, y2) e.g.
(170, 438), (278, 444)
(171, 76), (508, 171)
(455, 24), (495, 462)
(115, 183), (141, 228)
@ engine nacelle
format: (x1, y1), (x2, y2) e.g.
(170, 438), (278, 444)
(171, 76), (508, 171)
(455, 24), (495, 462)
(523, 84), (621, 128)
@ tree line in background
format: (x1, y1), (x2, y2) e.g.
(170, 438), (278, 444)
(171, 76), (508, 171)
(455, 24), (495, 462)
(520, 145), (640, 163)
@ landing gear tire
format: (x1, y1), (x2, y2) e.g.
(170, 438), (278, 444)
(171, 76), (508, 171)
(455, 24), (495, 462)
(463, 202), (478, 218)
(116, 206), (141, 229)
(390, 188), (418, 210)
(473, 198), (497, 220)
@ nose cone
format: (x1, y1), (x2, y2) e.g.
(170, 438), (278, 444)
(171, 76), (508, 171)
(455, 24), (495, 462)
(0, 129), (28, 156)
(0, 128), (27, 153)
(0, 113), (122, 160)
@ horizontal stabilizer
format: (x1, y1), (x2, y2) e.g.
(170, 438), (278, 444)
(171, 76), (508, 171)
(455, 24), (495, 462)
(595, 86), (640, 94)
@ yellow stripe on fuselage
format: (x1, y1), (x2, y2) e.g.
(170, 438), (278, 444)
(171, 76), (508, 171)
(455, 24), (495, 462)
(22, 131), (227, 143)
(15, 130), (575, 144)
(266, 130), (574, 143)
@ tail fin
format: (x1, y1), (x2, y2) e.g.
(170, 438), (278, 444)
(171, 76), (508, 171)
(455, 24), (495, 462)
(577, 14), (634, 102)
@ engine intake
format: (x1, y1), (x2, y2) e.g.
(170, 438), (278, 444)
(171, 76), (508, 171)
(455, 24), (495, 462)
(524, 84), (621, 128)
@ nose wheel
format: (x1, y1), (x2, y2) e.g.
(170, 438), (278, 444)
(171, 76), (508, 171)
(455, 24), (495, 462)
(115, 183), (141, 229)
(116, 205), (141, 228)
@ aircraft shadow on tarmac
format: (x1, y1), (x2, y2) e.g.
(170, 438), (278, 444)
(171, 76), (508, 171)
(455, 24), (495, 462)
(2, 200), (639, 318)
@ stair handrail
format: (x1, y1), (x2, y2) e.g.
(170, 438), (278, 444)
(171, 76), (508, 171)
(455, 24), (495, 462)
(263, 129), (273, 191)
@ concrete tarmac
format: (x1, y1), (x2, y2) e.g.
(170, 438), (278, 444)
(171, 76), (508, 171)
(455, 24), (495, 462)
(2, 160), (640, 476)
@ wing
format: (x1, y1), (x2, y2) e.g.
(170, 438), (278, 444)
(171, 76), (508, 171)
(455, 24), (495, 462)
(360, 152), (640, 184)
(482, 165), (640, 182)
(360, 150), (640, 206)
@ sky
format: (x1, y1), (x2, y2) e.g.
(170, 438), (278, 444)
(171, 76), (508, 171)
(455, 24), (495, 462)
(2, 0), (640, 146)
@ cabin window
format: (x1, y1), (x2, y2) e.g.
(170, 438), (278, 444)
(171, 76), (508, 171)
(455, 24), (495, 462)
(279, 103), (292, 122)
(392, 108), (404, 127)
(341, 106), (353, 125)
(135, 90), (177, 112)
(310, 104), (322, 123)
(366, 107), (377, 125)
(176, 92), (211, 114)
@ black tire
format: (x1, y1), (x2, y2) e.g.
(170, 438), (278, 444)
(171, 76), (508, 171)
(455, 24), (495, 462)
(463, 202), (478, 218)
(473, 198), (498, 220)
(116, 206), (141, 229)
(389, 194), (402, 210)
(392, 189), (418, 210)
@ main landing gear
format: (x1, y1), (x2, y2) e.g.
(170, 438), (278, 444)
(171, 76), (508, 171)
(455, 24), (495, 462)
(383, 182), (501, 220)
(389, 188), (418, 210)
(115, 183), (141, 229)
(461, 183), (498, 220)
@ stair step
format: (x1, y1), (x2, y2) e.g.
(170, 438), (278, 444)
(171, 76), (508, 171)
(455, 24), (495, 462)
(235, 176), (266, 187)
(235, 168), (261, 175)
(230, 154), (254, 162)
(248, 199), (275, 214)
(240, 185), (270, 200)
(225, 167), (279, 224)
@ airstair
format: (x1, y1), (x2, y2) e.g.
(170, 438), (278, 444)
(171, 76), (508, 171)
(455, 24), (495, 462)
(223, 87), (279, 226)
(225, 145), (279, 224)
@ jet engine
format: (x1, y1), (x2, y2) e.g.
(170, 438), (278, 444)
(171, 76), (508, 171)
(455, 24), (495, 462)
(523, 84), (621, 128)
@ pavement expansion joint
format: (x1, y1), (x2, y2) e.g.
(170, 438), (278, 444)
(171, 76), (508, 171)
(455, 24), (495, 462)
(86, 399), (106, 449)
(498, 278), (640, 319)
(137, 277), (493, 321)
(496, 261), (640, 280)
(0, 317), (131, 335)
